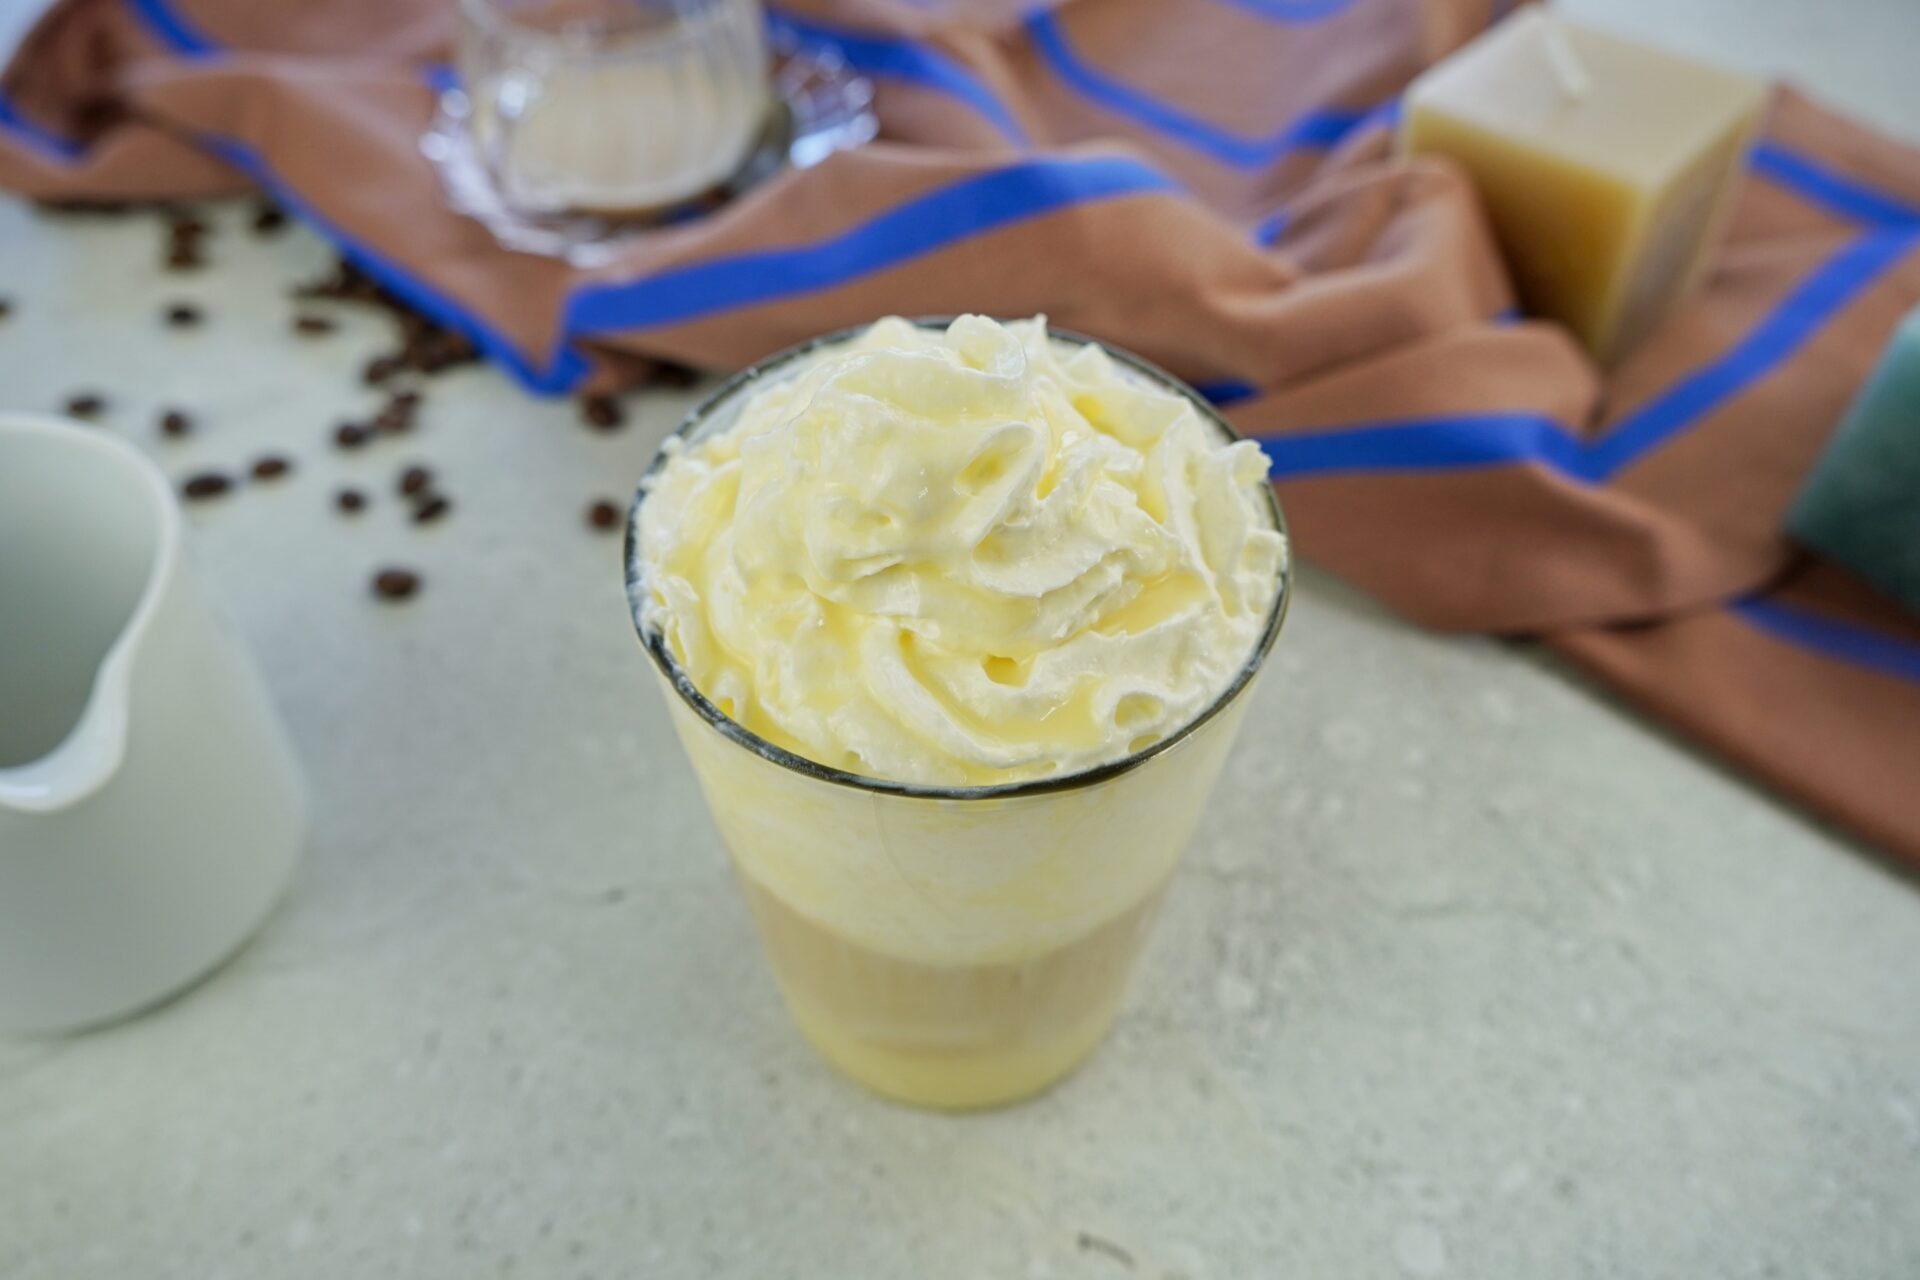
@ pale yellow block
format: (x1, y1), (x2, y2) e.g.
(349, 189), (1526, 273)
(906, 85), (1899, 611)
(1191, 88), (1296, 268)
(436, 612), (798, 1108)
(1401, 9), (1766, 366)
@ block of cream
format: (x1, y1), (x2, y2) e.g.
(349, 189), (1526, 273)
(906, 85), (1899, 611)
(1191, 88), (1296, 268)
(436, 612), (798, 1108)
(1401, 10), (1766, 366)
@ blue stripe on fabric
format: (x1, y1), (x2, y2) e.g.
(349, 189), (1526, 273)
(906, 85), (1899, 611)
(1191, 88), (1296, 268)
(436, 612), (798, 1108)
(419, 61), (460, 95)
(1355, 96), (1403, 134)
(1232, 140), (1913, 406)
(1213, 0), (1354, 21)
(1197, 378), (1257, 405)
(1732, 598), (1920, 686)
(1751, 143), (1920, 229)
(124, 0), (218, 56)
(82, 0), (1920, 697)
(205, 138), (590, 393)
(1252, 208), (1291, 245)
(92, 0), (1920, 502)
(1251, 225), (1919, 485)
(0, 91), (86, 163)
(1244, 104), (1395, 245)
(766, 10), (1029, 145)
(1025, 11), (1373, 169)
(565, 155), (1178, 335)
(1584, 224), (1920, 480)
(1255, 413), (1588, 481)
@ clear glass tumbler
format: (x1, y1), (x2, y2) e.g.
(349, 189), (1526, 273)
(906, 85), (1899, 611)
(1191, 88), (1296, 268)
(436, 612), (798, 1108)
(457, 0), (771, 216)
(625, 327), (1291, 1110)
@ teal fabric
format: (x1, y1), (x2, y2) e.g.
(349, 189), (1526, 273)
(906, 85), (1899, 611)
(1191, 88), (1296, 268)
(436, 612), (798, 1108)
(1790, 301), (1920, 616)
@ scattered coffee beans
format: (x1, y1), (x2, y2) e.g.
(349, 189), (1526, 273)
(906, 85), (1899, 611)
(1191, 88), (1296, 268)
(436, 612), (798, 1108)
(65, 392), (106, 419)
(372, 568), (421, 601)
(163, 216), (207, 272)
(334, 422), (371, 450)
(293, 314), (336, 336)
(164, 301), (203, 328)
(159, 408), (193, 439)
(335, 487), (367, 514)
(412, 494), (452, 525)
(580, 394), (624, 430)
(586, 499), (621, 532)
(251, 201), (287, 235)
(398, 465), (432, 496)
(374, 398), (416, 435)
(251, 455), (292, 481)
(181, 472), (232, 501)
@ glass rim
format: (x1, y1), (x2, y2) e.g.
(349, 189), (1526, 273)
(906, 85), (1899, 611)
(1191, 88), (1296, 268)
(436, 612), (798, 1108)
(459, 0), (742, 46)
(623, 318), (1293, 802)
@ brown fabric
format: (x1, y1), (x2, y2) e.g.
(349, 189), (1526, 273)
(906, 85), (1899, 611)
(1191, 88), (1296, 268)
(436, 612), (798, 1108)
(3, 0), (1918, 862)
(1554, 562), (1920, 861)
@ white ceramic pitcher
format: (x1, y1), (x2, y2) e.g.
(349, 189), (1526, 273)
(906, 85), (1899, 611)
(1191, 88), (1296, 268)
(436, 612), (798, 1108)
(0, 414), (305, 1034)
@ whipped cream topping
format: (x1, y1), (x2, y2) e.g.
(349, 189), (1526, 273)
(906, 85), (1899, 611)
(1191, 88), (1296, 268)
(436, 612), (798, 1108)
(635, 315), (1286, 787)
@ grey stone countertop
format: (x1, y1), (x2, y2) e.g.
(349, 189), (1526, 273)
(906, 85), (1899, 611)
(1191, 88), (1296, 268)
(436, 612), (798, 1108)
(3, 1), (1919, 1276)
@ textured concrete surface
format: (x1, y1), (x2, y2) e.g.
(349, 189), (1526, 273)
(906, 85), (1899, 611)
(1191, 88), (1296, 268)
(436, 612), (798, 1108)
(3, 3), (1920, 1277)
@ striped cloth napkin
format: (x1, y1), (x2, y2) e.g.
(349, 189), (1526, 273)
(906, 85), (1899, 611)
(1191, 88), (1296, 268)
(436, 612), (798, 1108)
(4, 0), (1918, 861)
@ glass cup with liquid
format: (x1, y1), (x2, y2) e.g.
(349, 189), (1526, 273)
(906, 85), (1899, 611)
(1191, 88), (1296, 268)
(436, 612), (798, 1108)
(625, 328), (1291, 1109)
(457, 0), (771, 217)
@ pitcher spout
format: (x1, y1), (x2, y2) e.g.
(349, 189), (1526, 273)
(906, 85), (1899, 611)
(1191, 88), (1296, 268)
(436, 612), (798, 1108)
(0, 653), (134, 814)
(1, 417), (176, 818)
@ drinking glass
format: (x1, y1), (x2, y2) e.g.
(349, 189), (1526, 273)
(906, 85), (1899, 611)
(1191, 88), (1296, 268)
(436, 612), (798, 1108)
(457, 0), (771, 216)
(625, 326), (1291, 1109)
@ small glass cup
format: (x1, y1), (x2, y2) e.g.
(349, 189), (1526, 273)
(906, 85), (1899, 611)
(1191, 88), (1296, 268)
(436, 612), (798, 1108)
(625, 325), (1291, 1109)
(457, 0), (771, 217)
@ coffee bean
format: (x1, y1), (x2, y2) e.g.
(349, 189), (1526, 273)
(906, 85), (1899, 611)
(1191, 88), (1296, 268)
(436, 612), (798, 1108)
(293, 314), (336, 336)
(292, 269), (338, 299)
(409, 330), (477, 374)
(0, 296), (12, 321)
(181, 472), (231, 501)
(422, 329), (474, 360)
(165, 245), (203, 271)
(335, 487), (367, 514)
(159, 408), (193, 439)
(163, 302), (203, 328)
(586, 499), (621, 532)
(411, 349), (453, 376)
(306, 261), (379, 303)
(372, 568), (421, 601)
(251, 455), (292, 481)
(398, 465), (432, 496)
(334, 422), (370, 450)
(167, 213), (207, 241)
(374, 401), (415, 435)
(412, 494), (452, 525)
(391, 390), (422, 411)
(251, 201), (287, 235)
(580, 395), (624, 430)
(65, 393), (106, 419)
(363, 354), (402, 385)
